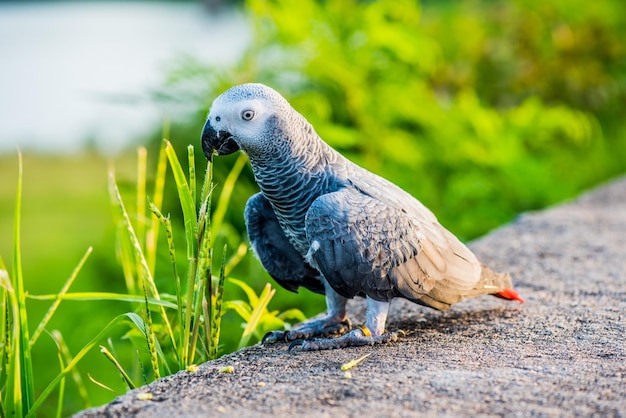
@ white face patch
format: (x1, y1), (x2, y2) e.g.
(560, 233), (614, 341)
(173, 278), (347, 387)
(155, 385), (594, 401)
(207, 96), (279, 160)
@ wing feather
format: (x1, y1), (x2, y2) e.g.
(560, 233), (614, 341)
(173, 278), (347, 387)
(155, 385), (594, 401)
(305, 188), (484, 309)
(245, 193), (324, 294)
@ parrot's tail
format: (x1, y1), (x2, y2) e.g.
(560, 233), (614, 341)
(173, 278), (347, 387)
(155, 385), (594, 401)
(494, 288), (525, 303)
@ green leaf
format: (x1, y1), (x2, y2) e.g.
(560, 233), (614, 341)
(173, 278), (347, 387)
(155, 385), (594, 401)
(26, 292), (178, 309)
(228, 278), (260, 307)
(237, 284), (276, 350)
(224, 300), (252, 322)
(30, 247), (93, 346)
(8, 151), (35, 415)
(164, 140), (197, 259)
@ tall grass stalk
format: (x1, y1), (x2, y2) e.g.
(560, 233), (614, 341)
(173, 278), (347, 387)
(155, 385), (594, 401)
(51, 330), (90, 408)
(26, 314), (138, 417)
(110, 141), (307, 371)
(0, 145), (298, 416)
(49, 331), (66, 418)
(145, 139), (168, 276)
(109, 174), (176, 371)
(99, 345), (136, 390)
(163, 142), (212, 366)
(30, 247), (93, 346)
(110, 140), (252, 377)
(1, 153), (106, 417)
(1, 151), (35, 417)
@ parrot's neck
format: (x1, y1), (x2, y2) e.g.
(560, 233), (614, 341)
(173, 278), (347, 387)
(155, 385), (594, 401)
(248, 132), (343, 256)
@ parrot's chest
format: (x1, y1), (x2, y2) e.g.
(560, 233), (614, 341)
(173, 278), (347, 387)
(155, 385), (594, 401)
(252, 155), (337, 257)
(259, 184), (321, 257)
(271, 202), (311, 257)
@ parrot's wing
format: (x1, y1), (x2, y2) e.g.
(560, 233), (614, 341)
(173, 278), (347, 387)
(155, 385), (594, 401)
(245, 193), (325, 294)
(304, 188), (482, 310)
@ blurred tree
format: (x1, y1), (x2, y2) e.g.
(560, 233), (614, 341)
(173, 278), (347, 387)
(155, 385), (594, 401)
(157, 0), (625, 240)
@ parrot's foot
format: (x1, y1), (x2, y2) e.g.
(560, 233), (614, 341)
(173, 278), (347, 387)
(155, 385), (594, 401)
(262, 318), (352, 344)
(288, 327), (405, 351)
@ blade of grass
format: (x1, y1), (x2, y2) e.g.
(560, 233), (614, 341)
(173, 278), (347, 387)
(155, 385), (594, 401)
(229, 278), (261, 308)
(114, 220), (138, 296)
(164, 141), (198, 367)
(209, 245), (228, 359)
(51, 334), (66, 418)
(0, 259), (8, 404)
(211, 153), (247, 242)
(224, 242), (248, 277)
(163, 140), (197, 259)
(189, 236), (210, 365)
(87, 374), (119, 395)
(188, 145), (196, 209)
(190, 178), (214, 364)
(237, 284), (276, 350)
(139, 272), (160, 380)
(124, 312), (171, 376)
(26, 293), (177, 309)
(106, 175), (154, 297)
(30, 247), (93, 346)
(11, 150), (35, 415)
(193, 161), (215, 362)
(108, 162), (139, 296)
(0, 266), (21, 418)
(26, 313), (135, 418)
(136, 147), (147, 265)
(148, 200), (184, 367)
(109, 173), (177, 354)
(99, 345), (136, 390)
(146, 139), (169, 276)
(200, 152), (213, 206)
(51, 330), (90, 410)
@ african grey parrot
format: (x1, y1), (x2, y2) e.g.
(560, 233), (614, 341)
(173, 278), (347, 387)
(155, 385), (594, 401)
(201, 83), (523, 351)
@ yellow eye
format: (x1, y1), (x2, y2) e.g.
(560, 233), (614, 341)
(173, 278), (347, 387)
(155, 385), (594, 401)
(241, 110), (255, 121)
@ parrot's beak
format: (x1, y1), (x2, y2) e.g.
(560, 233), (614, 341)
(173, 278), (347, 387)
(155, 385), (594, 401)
(201, 120), (240, 161)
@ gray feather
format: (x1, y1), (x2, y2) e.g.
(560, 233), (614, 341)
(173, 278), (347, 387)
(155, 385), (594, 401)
(244, 193), (324, 294)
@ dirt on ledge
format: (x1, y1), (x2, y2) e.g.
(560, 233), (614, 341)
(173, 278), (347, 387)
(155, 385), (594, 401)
(76, 177), (626, 418)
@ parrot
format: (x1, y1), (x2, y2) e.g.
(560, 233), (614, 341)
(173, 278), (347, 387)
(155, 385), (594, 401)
(200, 83), (523, 351)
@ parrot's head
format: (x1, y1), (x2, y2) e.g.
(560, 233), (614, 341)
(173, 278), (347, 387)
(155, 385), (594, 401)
(201, 83), (294, 161)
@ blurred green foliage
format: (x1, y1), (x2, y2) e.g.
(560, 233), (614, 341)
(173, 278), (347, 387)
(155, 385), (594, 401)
(161, 0), (626, 241)
(132, 2), (626, 378)
(151, 0), (626, 348)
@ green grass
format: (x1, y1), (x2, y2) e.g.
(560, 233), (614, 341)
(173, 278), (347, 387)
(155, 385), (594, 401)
(0, 148), (307, 417)
(0, 153), (133, 414)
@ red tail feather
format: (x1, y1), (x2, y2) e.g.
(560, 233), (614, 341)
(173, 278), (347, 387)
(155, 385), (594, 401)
(495, 288), (525, 303)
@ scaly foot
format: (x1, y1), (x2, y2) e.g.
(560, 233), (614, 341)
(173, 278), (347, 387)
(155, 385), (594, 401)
(263, 282), (350, 344)
(288, 327), (405, 351)
(262, 317), (352, 344)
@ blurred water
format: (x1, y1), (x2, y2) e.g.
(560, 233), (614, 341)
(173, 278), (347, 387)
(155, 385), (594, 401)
(0, 1), (249, 155)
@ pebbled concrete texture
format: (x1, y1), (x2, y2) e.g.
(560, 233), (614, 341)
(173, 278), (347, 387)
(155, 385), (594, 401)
(76, 177), (626, 418)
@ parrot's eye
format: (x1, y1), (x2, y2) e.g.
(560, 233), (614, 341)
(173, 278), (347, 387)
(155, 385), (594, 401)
(241, 110), (255, 121)
(215, 116), (221, 122)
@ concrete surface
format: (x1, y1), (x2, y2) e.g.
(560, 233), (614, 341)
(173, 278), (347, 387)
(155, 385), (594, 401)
(77, 177), (626, 418)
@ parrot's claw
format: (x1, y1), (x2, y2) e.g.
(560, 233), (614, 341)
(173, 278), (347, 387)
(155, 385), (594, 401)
(262, 319), (352, 345)
(262, 330), (289, 345)
(287, 339), (306, 352)
(288, 328), (405, 352)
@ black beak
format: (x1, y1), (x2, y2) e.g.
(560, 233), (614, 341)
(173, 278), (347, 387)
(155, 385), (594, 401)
(201, 120), (240, 161)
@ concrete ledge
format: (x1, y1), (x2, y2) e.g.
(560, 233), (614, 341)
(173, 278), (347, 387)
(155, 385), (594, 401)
(77, 177), (626, 417)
